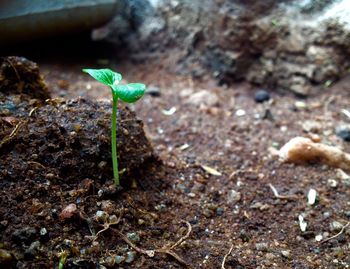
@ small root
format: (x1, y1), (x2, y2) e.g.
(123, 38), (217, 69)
(79, 210), (192, 268)
(221, 244), (234, 269)
(0, 121), (25, 150)
(111, 220), (192, 268)
(269, 183), (298, 200)
(27, 161), (46, 169)
(321, 222), (350, 244)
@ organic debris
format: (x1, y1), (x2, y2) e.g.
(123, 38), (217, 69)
(279, 136), (350, 170)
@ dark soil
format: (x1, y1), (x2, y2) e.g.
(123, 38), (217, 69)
(1, 53), (350, 269)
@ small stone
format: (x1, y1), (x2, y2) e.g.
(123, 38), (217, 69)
(250, 202), (270, 211)
(24, 241), (40, 259)
(307, 189), (317, 205)
(95, 211), (109, 222)
(265, 252), (276, 260)
(12, 227), (37, 244)
(0, 249), (12, 263)
(302, 120), (322, 133)
(344, 211), (350, 219)
(127, 232), (140, 243)
(0, 220), (8, 228)
(327, 179), (338, 188)
(294, 101), (307, 109)
(188, 192), (196, 198)
(59, 204), (77, 220)
(108, 215), (119, 223)
(315, 234), (323, 242)
(281, 250), (291, 258)
(115, 255), (125, 264)
(104, 256), (114, 266)
(255, 242), (268, 251)
(235, 109), (246, 117)
(203, 208), (214, 218)
(336, 126), (350, 142)
(100, 200), (114, 214)
(323, 211), (331, 219)
(186, 90), (219, 107)
(39, 228), (49, 242)
(146, 86), (161, 97)
(216, 207), (224, 216)
(227, 190), (241, 204)
(254, 90), (270, 103)
(330, 221), (343, 232)
(125, 251), (136, 263)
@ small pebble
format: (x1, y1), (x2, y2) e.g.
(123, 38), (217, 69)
(203, 208), (214, 218)
(330, 221), (343, 232)
(125, 251), (136, 263)
(315, 234), (323, 242)
(344, 211), (350, 219)
(227, 190), (241, 204)
(216, 207), (224, 216)
(115, 255), (125, 264)
(250, 202), (270, 211)
(281, 250), (291, 258)
(0, 249), (12, 263)
(336, 126), (350, 142)
(327, 179), (338, 188)
(24, 241), (40, 259)
(255, 242), (268, 251)
(254, 90), (270, 103)
(95, 211), (109, 222)
(307, 189), (317, 205)
(235, 109), (246, 117)
(127, 232), (140, 243)
(60, 204), (77, 220)
(12, 227), (37, 244)
(146, 86), (161, 97)
(294, 101), (307, 109)
(188, 192), (196, 198)
(39, 227), (49, 242)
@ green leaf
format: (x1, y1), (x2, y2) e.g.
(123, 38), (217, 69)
(112, 83), (146, 103)
(82, 68), (122, 86)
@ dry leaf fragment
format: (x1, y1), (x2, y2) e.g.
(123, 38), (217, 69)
(201, 165), (222, 176)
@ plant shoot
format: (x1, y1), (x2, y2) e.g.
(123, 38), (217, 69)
(83, 68), (146, 186)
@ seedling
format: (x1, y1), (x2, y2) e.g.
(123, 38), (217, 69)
(83, 68), (146, 186)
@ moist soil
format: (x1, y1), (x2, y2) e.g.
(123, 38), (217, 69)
(1, 54), (350, 269)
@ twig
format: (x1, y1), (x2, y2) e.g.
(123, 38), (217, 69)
(79, 211), (192, 268)
(29, 107), (38, 117)
(167, 220), (192, 250)
(321, 222), (350, 244)
(0, 121), (24, 150)
(27, 161), (46, 169)
(268, 184), (298, 200)
(93, 211), (123, 241)
(112, 221), (192, 268)
(221, 244), (234, 269)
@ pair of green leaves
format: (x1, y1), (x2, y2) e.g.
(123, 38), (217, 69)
(83, 68), (146, 103)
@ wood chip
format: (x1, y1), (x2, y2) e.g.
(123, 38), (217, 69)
(201, 165), (222, 176)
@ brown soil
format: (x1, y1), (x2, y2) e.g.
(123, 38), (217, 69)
(1, 54), (350, 269)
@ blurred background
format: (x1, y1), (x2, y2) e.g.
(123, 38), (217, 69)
(1, 0), (349, 95)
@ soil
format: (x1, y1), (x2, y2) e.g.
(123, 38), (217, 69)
(1, 51), (350, 269)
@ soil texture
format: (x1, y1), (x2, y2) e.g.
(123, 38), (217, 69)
(1, 55), (350, 269)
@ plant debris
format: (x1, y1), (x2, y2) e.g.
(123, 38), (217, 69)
(279, 136), (350, 170)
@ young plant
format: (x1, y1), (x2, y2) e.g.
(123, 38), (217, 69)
(83, 68), (146, 186)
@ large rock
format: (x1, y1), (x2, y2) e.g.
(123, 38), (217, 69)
(96, 0), (350, 95)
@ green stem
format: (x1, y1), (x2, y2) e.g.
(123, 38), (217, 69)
(112, 95), (120, 185)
